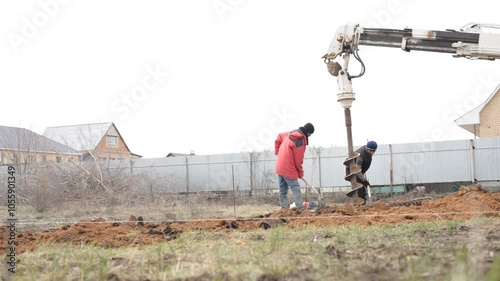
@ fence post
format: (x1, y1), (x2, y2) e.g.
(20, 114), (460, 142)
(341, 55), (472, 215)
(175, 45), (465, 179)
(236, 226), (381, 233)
(249, 151), (253, 197)
(470, 139), (477, 183)
(389, 144), (393, 196)
(231, 165), (236, 216)
(184, 157), (189, 194)
(316, 147), (322, 188)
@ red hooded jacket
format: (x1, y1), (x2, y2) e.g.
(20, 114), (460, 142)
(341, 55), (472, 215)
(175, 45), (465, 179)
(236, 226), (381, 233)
(274, 129), (307, 180)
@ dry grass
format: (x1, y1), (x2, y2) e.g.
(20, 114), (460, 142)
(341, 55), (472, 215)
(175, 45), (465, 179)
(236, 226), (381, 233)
(6, 194), (281, 233)
(5, 217), (500, 281)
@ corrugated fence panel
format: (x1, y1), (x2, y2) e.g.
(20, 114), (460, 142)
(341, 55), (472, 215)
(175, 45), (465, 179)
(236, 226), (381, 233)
(391, 140), (472, 184)
(301, 149), (316, 187)
(302, 148), (327, 189)
(227, 153), (251, 192)
(252, 150), (278, 192)
(316, 146), (348, 189)
(367, 144), (391, 185)
(1, 138), (499, 193)
(209, 153), (251, 192)
(187, 154), (251, 192)
(474, 138), (500, 181)
(132, 157), (187, 192)
(188, 155), (215, 192)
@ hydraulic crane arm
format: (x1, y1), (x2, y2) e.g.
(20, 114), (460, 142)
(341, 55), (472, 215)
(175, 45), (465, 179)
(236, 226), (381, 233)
(323, 23), (500, 75)
(323, 23), (500, 104)
(326, 23), (500, 203)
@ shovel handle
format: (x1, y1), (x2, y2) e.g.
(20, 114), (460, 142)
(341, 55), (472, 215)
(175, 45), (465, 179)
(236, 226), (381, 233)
(300, 178), (313, 191)
(301, 178), (321, 196)
(300, 178), (310, 187)
(365, 184), (374, 206)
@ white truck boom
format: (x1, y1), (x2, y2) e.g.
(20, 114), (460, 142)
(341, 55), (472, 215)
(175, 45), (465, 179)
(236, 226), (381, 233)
(324, 23), (500, 64)
(323, 23), (500, 106)
(325, 23), (500, 204)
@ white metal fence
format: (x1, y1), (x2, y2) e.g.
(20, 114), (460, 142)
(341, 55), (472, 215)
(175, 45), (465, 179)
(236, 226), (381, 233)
(1, 138), (500, 194)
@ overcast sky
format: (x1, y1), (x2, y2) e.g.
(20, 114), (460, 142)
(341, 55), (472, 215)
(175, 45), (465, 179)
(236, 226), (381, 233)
(2, 0), (500, 158)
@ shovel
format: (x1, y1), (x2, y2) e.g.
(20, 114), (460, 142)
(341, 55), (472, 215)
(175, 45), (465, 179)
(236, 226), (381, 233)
(366, 184), (373, 206)
(300, 178), (325, 208)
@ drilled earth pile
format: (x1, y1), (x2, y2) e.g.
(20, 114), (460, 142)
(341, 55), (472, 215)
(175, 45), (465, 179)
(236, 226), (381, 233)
(1, 185), (499, 254)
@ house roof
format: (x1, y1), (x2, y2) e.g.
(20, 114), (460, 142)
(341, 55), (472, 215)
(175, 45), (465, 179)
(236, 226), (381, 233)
(455, 84), (500, 134)
(43, 122), (114, 151)
(166, 152), (195, 157)
(131, 152), (143, 158)
(0, 126), (81, 155)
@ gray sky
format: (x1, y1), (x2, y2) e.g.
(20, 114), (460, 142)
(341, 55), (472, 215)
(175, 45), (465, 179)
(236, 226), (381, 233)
(2, 0), (500, 158)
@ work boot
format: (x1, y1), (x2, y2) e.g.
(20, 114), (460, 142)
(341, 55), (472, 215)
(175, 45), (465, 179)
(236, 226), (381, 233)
(354, 196), (365, 206)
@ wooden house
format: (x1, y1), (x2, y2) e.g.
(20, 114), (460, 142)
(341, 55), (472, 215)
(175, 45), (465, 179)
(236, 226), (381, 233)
(43, 122), (141, 161)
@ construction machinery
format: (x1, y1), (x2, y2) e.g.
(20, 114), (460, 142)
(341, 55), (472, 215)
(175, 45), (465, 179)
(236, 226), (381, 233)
(323, 23), (500, 205)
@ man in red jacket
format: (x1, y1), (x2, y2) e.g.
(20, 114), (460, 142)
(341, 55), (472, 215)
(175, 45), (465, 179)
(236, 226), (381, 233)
(274, 123), (315, 210)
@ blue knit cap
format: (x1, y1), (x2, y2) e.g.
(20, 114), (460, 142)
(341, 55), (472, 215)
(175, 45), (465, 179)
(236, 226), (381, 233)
(366, 141), (378, 151)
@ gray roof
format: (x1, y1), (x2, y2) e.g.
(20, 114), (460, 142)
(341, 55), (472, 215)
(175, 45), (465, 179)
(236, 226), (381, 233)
(0, 126), (81, 155)
(43, 122), (113, 151)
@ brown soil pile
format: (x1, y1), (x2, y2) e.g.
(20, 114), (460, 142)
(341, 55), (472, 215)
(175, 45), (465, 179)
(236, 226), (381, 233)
(2, 184), (499, 254)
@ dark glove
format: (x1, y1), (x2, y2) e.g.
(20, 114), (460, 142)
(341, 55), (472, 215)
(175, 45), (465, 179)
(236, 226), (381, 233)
(362, 180), (370, 187)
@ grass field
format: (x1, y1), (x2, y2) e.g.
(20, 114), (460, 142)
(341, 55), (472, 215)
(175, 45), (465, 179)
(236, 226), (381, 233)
(3, 218), (500, 280)
(2, 187), (500, 281)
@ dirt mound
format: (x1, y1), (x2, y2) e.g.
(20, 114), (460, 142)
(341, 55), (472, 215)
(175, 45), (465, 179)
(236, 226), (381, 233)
(2, 185), (499, 254)
(0, 217), (168, 254)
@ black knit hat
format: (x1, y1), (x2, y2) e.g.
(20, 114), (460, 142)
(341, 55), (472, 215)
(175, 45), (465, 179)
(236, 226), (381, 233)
(300, 123), (315, 135)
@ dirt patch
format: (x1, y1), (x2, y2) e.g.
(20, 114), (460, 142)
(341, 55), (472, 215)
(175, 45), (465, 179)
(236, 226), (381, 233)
(2, 184), (499, 254)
